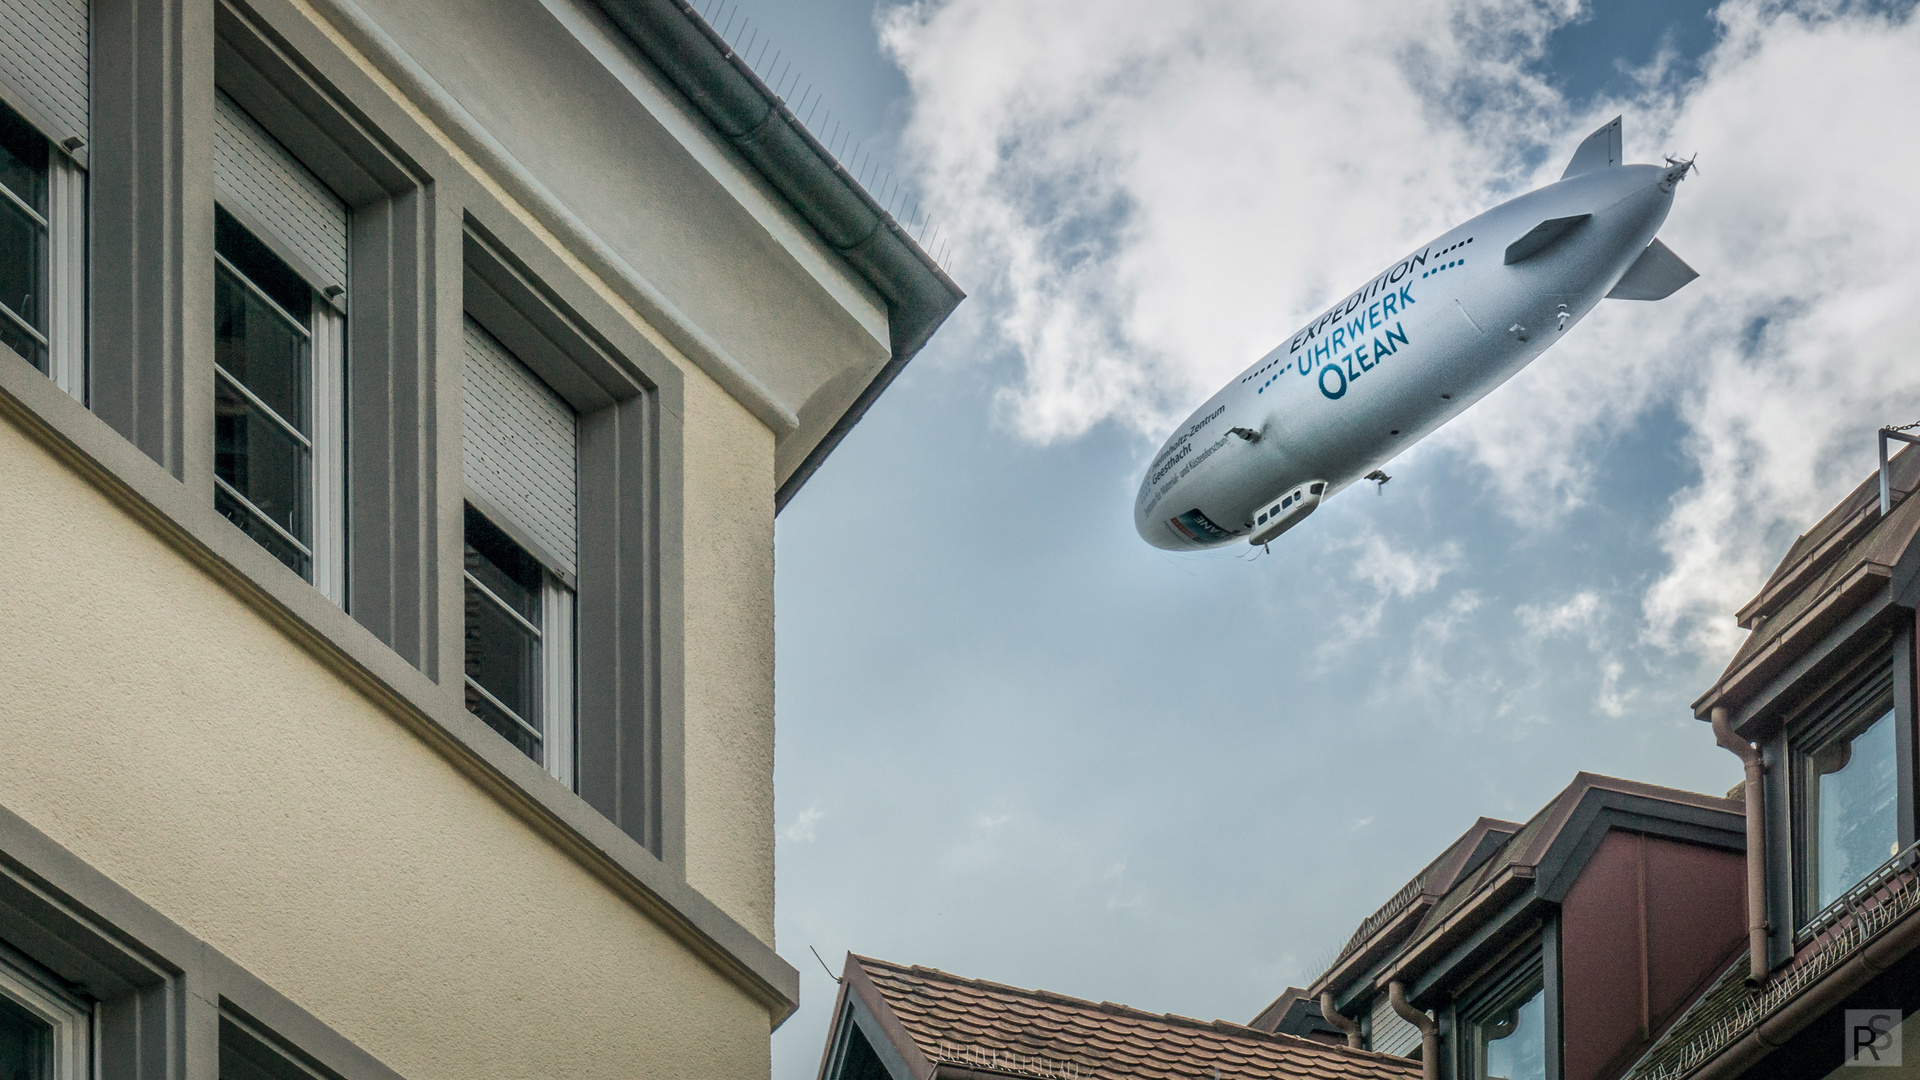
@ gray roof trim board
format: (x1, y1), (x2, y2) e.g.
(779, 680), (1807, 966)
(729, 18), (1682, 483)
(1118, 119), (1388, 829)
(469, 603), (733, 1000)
(588, 0), (967, 512)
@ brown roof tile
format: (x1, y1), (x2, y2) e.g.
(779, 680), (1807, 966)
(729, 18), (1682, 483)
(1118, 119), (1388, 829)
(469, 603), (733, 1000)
(851, 955), (1419, 1080)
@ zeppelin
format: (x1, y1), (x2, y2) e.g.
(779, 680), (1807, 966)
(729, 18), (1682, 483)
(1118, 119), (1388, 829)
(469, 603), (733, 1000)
(1136, 117), (1697, 550)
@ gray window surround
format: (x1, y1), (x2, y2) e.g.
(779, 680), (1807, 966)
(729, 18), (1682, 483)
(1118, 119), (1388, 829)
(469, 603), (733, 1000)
(214, 0), (437, 669)
(463, 221), (671, 854)
(0, 0), (791, 1024)
(0, 799), (410, 1080)
(89, 0), (198, 477)
(223, 1006), (353, 1080)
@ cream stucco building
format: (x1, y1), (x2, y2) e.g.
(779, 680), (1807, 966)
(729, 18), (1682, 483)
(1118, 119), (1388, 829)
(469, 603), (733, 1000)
(0, 0), (959, 1077)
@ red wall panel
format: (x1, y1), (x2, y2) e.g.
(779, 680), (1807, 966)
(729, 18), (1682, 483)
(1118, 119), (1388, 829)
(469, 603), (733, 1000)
(1559, 831), (1745, 1080)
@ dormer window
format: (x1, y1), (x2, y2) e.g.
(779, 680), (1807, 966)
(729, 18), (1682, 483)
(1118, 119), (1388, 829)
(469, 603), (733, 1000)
(1462, 950), (1547, 1080)
(1791, 652), (1900, 925)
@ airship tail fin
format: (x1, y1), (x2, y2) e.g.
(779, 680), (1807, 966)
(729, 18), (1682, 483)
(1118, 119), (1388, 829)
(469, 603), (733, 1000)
(1562, 116), (1624, 179)
(1606, 238), (1699, 300)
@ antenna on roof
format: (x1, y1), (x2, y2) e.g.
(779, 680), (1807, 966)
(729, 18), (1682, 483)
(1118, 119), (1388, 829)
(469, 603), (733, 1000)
(809, 945), (843, 984)
(1879, 422), (1920, 516)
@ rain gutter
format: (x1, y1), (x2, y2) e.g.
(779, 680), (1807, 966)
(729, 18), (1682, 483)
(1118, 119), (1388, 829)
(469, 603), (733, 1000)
(588, 0), (967, 511)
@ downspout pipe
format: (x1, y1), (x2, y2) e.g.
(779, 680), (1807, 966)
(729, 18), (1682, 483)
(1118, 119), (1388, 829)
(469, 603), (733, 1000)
(1388, 981), (1439, 1080)
(1712, 705), (1770, 985)
(1319, 991), (1361, 1050)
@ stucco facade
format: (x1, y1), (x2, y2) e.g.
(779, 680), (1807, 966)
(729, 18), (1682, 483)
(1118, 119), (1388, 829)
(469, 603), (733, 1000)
(0, 0), (958, 1076)
(0, 411), (774, 1078)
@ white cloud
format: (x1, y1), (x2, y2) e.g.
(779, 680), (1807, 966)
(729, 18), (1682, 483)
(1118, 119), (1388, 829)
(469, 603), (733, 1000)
(1597, 657), (1628, 718)
(881, 0), (1579, 444)
(1517, 590), (1605, 637)
(785, 806), (825, 843)
(1324, 531), (1464, 644)
(885, 0), (1920, 662)
(1350, 531), (1464, 600)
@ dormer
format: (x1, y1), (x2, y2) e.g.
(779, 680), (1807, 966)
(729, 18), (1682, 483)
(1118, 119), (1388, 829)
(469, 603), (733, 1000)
(1300, 776), (1745, 1080)
(1620, 442), (1920, 1080)
(1693, 444), (1920, 973)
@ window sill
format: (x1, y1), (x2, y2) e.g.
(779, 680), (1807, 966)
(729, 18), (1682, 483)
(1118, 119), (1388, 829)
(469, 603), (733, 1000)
(0, 347), (799, 1024)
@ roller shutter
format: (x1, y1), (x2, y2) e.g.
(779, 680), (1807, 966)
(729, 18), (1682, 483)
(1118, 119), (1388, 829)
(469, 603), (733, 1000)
(0, 0), (87, 147)
(213, 90), (348, 290)
(463, 315), (578, 576)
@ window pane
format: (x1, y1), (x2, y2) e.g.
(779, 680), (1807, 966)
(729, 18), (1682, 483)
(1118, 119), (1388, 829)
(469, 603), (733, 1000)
(0, 104), (48, 215)
(0, 309), (45, 374)
(0, 198), (44, 346)
(1810, 708), (1900, 911)
(464, 506), (542, 621)
(465, 682), (541, 762)
(1478, 984), (1546, 1080)
(216, 373), (309, 542)
(215, 264), (308, 433)
(464, 507), (545, 765)
(0, 102), (47, 375)
(215, 486), (310, 579)
(0, 994), (50, 1080)
(464, 574), (541, 760)
(215, 206), (309, 326)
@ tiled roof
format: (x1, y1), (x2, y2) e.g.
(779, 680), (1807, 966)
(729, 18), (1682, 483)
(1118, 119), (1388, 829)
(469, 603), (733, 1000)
(1317, 818), (1518, 977)
(851, 955), (1420, 1080)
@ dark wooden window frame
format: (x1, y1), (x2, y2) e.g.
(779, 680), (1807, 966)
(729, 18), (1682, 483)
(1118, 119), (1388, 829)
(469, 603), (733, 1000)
(1445, 924), (1565, 1080)
(1761, 624), (1916, 967)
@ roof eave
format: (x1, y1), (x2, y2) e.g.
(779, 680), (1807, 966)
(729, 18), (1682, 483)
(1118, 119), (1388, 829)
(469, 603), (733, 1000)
(588, 0), (966, 512)
(1693, 562), (1895, 721)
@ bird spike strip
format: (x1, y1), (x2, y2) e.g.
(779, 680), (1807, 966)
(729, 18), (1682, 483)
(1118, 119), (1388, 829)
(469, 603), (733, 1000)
(1630, 847), (1920, 1080)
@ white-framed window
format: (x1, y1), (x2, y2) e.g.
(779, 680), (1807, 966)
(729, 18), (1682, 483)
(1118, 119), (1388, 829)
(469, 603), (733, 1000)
(0, 948), (91, 1080)
(462, 315), (577, 786)
(212, 90), (348, 599)
(0, 97), (85, 398)
(463, 505), (575, 784)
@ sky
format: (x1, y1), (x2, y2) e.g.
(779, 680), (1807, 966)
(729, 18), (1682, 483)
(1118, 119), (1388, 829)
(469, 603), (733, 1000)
(693, 1), (1920, 1076)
